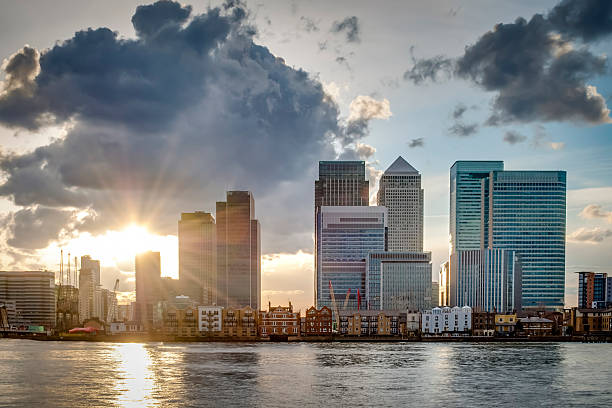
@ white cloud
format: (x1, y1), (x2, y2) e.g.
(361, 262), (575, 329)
(348, 95), (392, 121)
(567, 227), (612, 244)
(579, 204), (612, 223)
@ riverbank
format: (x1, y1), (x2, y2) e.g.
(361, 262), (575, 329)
(3, 333), (609, 343)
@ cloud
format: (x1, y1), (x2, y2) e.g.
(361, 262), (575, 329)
(331, 16), (361, 43)
(452, 103), (468, 119)
(0, 1), (389, 251)
(407, 0), (612, 125)
(448, 122), (479, 137)
(503, 130), (528, 144)
(3, 207), (76, 249)
(579, 204), (612, 223)
(408, 138), (424, 148)
(355, 142), (376, 159)
(404, 47), (453, 85)
(531, 126), (565, 150)
(348, 95), (392, 122)
(299, 16), (319, 32)
(568, 227), (612, 243)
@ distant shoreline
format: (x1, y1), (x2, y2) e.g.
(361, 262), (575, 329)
(2, 334), (610, 343)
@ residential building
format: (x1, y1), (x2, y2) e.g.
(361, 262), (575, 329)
(566, 308), (612, 334)
(450, 161), (504, 252)
(303, 306), (333, 336)
(0, 271), (56, 330)
(472, 311), (495, 336)
(163, 305), (198, 337)
(518, 316), (554, 337)
(495, 314), (517, 336)
(339, 310), (403, 336)
(449, 248), (521, 313)
(421, 306), (472, 336)
(316, 206), (387, 311)
(79, 255), (101, 322)
(135, 251), (162, 329)
(577, 272), (608, 309)
(221, 306), (258, 338)
(216, 191), (261, 310)
(376, 156), (423, 252)
(109, 321), (145, 335)
(198, 305), (223, 335)
(258, 303), (300, 337)
(483, 170), (566, 311)
(439, 261), (450, 306)
(406, 310), (421, 335)
(366, 251), (431, 311)
(178, 212), (216, 304)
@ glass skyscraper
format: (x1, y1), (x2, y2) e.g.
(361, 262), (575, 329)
(484, 171), (566, 311)
(366, 252), (432, 311)
(315, 206), (386, 311)
(450, 161), (504, 252)
(315, 161), (369, 207)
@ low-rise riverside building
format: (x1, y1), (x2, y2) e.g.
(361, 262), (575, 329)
(109, 321), (145, 335)
(405, 311), (420, 336)
(518, 316), (553, 336)
(565, 308), (612, 335)
(259, 303), (300, 337)
(163, 305), (198, 337)
(303, 306), (332, 336)
(222, 306), (257, 338)
(495, 314), (517, 336)
(339, 310), (403, 336)
(421, 306), (472, 336)
(198, 306), (223, 335)
(472, 311), (495, 336)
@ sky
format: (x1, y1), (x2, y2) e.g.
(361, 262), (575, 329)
(0, 0), (611, 311)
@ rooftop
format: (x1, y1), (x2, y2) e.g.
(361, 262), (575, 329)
(384, 156), (418, 174)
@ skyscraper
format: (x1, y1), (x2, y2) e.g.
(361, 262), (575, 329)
(316, 206), (387, 311)
(483, 171), (566, 311)
(450, 161), (504, 252)
(178, 212), (216, 304)
(79, 255), (101, 322)
(135, 251), (161, 329)
(377, 156), (423, 252)
(315, 161), (369, 207)
(216, 191), (261, 310)
(0, 271), (56, 330)
(577, 272), (608, 309)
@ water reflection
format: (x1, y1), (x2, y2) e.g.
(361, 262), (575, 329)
(113, 343), (156, 407)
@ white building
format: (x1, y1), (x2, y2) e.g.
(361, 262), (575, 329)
(376, 156), (424, 252)
(109, 321), (144, 335)
(406, 311), (421, 334)
(79, 255), (101, 322)
(421, 306), (472, 335)
(198, 305), (223, 333)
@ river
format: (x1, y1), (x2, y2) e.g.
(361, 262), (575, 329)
(1, 339), (611, 407)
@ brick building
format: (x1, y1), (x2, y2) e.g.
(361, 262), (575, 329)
(472, 312), (495, 336)
(339, 310), (402, 336)
(303, 306), (332, 336)
(258, 303), (300, 337)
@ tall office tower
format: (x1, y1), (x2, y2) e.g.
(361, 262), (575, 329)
(450, 161), (504, 252)
(0, 271), (56, 330)
(315, 161), (369, 207)
(135, 251), (162, 328)
(178, 212), (216, 304)
(377, 156), (424, 252)
(431, 282), (439, 308)
(483, 171), (566, 311)
(216, 191), (261, 310)
(315, 206), (387, 311)
(449, 249), (521, 313)
(439, 261), (450, 306)
(366, 252), (432, 310)
(79, 255), (101, 321)
(577, 272), (608, 309)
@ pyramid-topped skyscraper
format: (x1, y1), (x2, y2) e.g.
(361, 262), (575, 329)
(377, 156), (424, 252)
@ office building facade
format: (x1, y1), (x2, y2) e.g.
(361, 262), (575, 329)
(79, 255), (101, 322)
(449, 249), (521, 313)
(315, 161), (369, 207)
(316, 206), (387, 311)
(450, 161), (504, 252)
(135, 251), (162, 328)
(178, 212), (216, 304)
(484, 171), (566, 311)
(0, 271), (56, 329)
(577, 272), (608, 309)
(366, 251), (432, 311)
(377, 156), (424, 252)
(216, 191), (261, 310)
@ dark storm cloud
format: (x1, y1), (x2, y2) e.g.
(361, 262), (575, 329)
(0, 1), (388, 250)
(331, 16), (360, 43)
(406, 0), (612, 125)
(448, 122), (479, 137)
(3, 207), (74, 249)
(407, 138), (424, 148)
(503, 130), (528, 144)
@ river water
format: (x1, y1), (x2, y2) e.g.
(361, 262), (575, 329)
(1, 339), (611, 407)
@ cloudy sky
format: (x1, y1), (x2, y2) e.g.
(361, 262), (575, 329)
(0, 0), (611, 310)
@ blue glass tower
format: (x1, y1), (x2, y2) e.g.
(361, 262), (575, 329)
(450, 161), (504, 252)
(484, 171), (566, 311)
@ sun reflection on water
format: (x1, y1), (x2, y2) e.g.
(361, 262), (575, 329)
(113, 343), (156, 407)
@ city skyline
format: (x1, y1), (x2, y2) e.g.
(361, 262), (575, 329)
(0, 0), (610, 312)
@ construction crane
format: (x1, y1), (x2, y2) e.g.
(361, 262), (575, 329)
(106, 279), (119, 324)
(342, 288), (351, 311)
(329, 281), (340, 332)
